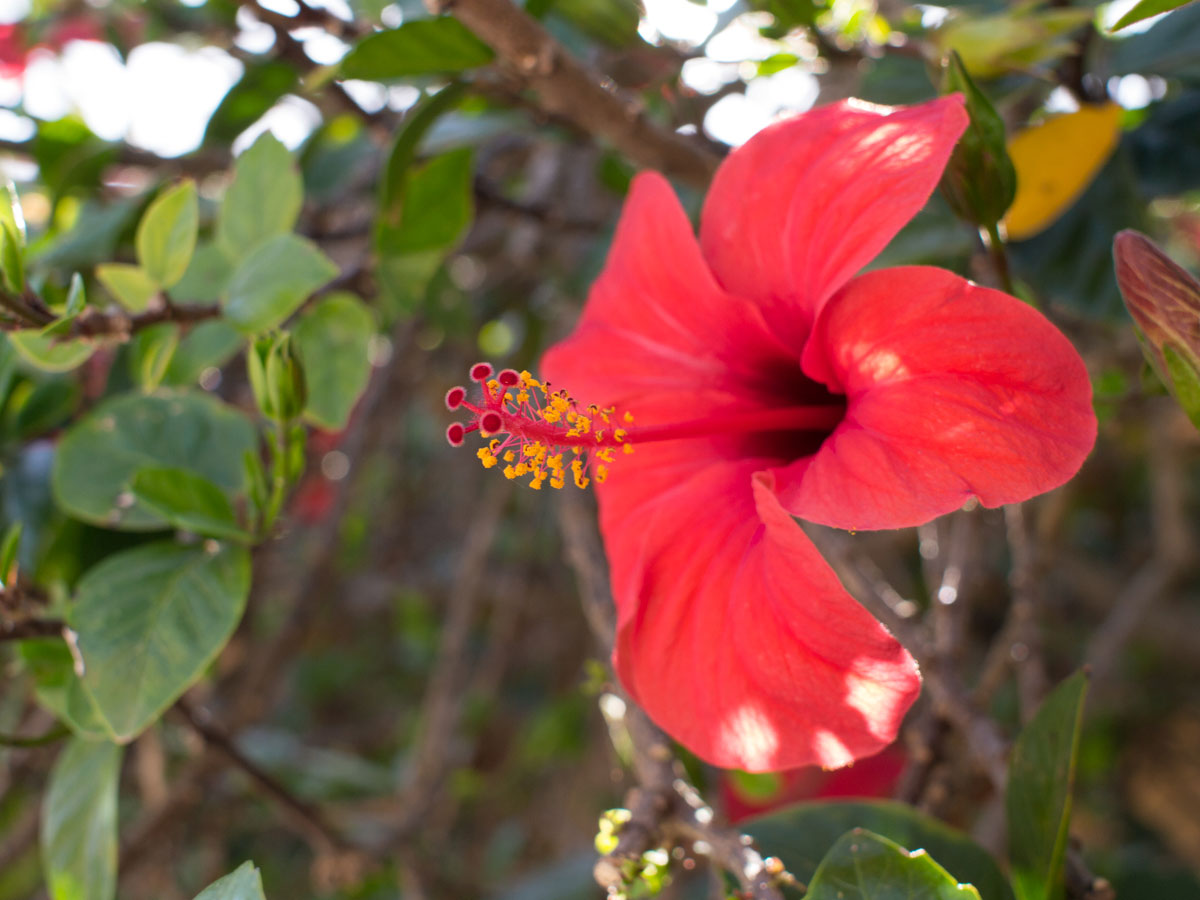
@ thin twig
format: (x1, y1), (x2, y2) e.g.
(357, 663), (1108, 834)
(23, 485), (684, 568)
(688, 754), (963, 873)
(0, 617), (65, 642)
(393, 479), (509, 836)
(176, 696), (347, 855)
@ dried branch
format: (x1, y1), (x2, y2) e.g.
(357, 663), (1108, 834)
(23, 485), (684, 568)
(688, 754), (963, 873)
(0, 288), (221, 339)
(0, 617), (66, 642)
(176, 696), (348, 855)
(1087, 404), (1192, 693)
(393, 479), (509, 836)
(429, 0), (721, 187)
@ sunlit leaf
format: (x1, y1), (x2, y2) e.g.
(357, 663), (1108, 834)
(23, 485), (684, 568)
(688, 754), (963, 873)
(9, 330), (95, 373)
(137, 180), (198, 288)
(340, 18), (493, 80)
(1112, 0), (1194, 29)
(747, 800), (1012, 900)
(807, 829), (982, 900)
(96, 262), (158, 313)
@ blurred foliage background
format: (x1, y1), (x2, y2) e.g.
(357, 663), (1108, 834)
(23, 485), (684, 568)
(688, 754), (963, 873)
(0, 0), (1198, 896)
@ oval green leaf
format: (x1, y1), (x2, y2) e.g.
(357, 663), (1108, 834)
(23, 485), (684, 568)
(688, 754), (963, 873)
(808, 829), (982, 900)
(131, 466), (251, 542)
(1006, 670), (1089, 900)
(19, 638), (110, 740)
(52, 390), (256, 530)
(194, 861), (267, 900)
(40, 736), (122, 900)
(340, 18), (493, 80)
(293, 292), (376, 430)
(95, 262), (158, 313)
(216, 134), (302, 264)
(10, 330), (95, 373)
(223, 233), (338, 334)
(69, 540), (252, 741)
(745, 800), (1012, 900)
(137, 180), (198, 288)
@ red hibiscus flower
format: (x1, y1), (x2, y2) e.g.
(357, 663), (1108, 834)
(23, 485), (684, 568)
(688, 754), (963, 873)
(449, 96), (1096, 772)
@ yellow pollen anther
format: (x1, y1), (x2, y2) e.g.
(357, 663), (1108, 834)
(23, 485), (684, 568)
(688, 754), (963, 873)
(455, 366), (634, 493)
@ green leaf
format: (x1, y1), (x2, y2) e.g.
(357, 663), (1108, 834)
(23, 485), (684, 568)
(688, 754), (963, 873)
(1113, 0), (1196, 31)
(807, 829), (982, 900)
(223, 233), (338, 334)
(172, 243), (235, 304)
(64, 272), (86, 317)
(1110, 2), (1200, 82)
(137, 181), (198, 288)
(18, 639), (110, 740)
(377, 250), (443, 319)
(216, 134), (303, 264)
(52, 390), (256, 530)
(70, 541), (251, 741)
(0, 178), (27, 243)
(293, 292), (376, 429)
(1, 219), (25, 293)
(746, 800), (1012, 900)
(95, 262), (158, 313)
(1006, 670), (1090, 900)
(128, 322), (180, 393)
(40, 736), (122, 900)
(379, 82), (468, 213)
(377, 148), (475, 256)
(940, 51), (1016, 228)
(10, 376), (79, 440)
(194, 861), (267, 900)
(164, 320), (244, 386)
(1162, 344), (1200, 429)
(131, 466), (250, 542)
(9, 330), (95, 373)
(550, 0), (641, 47)
(340, 18), (493, 80)
(0, 520), (21, 586)
(204, 59), (298, 146)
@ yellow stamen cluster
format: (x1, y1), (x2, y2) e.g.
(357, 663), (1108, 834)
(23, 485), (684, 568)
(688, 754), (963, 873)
(472, 370), (633, 491)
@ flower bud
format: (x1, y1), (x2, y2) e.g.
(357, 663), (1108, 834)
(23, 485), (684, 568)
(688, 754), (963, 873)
(247, 333), (308, 423)
(1114, 229), (1200, 428)
(939, 52), (1016, 230)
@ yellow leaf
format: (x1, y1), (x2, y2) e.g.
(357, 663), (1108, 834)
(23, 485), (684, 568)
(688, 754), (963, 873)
(1003, 102), (1123, 241)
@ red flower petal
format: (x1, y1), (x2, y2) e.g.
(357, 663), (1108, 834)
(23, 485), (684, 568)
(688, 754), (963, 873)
(542, 171), (797, 408)
(600, 449), (919, 772)
(699, 97), (968, 351)
(777, 266), (1096, 530)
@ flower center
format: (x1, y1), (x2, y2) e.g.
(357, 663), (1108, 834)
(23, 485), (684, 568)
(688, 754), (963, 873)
(445, 362), (844, 489)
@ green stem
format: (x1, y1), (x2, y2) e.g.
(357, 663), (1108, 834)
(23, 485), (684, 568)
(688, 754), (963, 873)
(983, 222), (1019, 300)
(0, 724), (70, 748)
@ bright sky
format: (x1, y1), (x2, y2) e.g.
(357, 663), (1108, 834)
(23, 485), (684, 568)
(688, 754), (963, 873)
(0, 0), (1172, 164)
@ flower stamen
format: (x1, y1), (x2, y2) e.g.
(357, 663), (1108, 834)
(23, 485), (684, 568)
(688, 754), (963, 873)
(445, 362), (844, 491)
